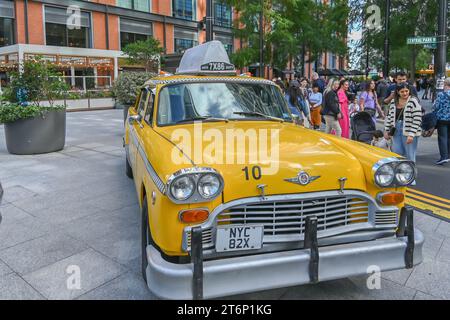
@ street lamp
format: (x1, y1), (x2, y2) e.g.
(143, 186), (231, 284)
(383, 0), (391, 79)
(206, 0), (214, 42)
(435, 0), (448, 94)
(259, 0), (264, 78)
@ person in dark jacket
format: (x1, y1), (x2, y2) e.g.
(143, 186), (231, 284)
(433, 78), (450, 165)
(321, 78), (342, 136)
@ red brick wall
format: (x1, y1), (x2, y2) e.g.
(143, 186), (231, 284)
(27, 1), (44, 45)
(108, 15), (120, 51)
(14, 0), (26, 43)
(93, 12), (107, 49)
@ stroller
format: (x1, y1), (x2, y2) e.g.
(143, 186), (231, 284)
(350, 111), (377, 144)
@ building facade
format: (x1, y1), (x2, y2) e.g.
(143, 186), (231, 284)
(0, 0), (239, 90)
(0, 0), (346, 91)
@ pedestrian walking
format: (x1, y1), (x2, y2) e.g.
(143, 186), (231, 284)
(433, 77), (450, 165)
(371, 130), (392, 151)
(309, 83), (323, 130)
(421, 77), (430, 100)
(337, 79), (351, 138)
(321, 78), (342, 137)
(384, 82), (423, 165)
(285, 80), (310, 126)
(360, 80), (385, 124)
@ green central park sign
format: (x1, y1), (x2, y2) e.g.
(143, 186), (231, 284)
(407, 37), (438, 45)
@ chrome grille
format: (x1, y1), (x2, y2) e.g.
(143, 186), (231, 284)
(185, 228), (214, 250)
(375, 211), (398, 225)
(217, 195), (370, 242)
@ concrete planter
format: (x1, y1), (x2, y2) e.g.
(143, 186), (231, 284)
(4, 109), (66, 155)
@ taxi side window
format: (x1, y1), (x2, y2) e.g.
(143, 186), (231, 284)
(144, 93), (155, 125)
(137, 89), (149, 119)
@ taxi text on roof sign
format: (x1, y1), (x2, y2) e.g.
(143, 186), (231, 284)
(176, 40), (237, 76)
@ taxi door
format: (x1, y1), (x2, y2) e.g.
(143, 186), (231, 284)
(129, 88), (149, 182)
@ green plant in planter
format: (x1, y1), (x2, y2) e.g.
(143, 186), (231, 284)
(5, 56), (69, 108)
(112, 71), (156, 106)
(0, 103), (65, 124)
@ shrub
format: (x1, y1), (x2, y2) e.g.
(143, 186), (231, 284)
(112, 71), (156, 105)
(5, 56), (69, 107)
(0, 103), (65, 124)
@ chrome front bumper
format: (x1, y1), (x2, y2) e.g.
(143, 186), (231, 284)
(146, 228), (424, 299)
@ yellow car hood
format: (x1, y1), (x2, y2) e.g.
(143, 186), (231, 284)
(156, 121), (371, 202)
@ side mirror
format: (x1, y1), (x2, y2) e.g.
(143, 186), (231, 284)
(128, 114), (142, 125)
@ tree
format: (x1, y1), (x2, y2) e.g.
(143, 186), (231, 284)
(349, 0), (440, 77)
(122, 38), (164, 73)
(223, 0), (349, 75)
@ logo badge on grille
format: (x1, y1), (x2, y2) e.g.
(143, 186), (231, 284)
(285, 171), (321, 186)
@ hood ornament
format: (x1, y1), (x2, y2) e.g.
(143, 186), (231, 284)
(285, 171), (320, 186)
(338, 177), (347, 194)
(257, 184), (268, 200)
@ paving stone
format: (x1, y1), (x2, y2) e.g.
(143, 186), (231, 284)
(436, 237), (450, 264)
(85, 190), (139, 212)
(23, 248), (126, 300)
(77, 272), (154, 300)
(381, 267), (414, 286)
(76, 143), (105, 149)
(86, 222), (140, 268)
(434, 221), (450, 238)
(0, 216), (47, 251)
(0, 273), (44, 300)
(414, 213), (441, 234)
(0, 232), (88, 275)
(0, 204), (35, 221)
(348, 276), (417, 300)
(421, 232), (445, 262)
(2, 186), (37, 203)
(405, 260), (450, 299)
(414, 291), (442, 300)
(0, 259), (13, 276)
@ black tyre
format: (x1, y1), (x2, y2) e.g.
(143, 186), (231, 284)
(141, 196), (153, 283)
(125, 155), (133, 179)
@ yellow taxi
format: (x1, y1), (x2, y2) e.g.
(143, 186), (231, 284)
(124, 41), (423, 299)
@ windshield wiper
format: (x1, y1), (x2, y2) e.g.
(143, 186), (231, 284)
(176, 116), (229, 124)
(233, 111), (284, 122)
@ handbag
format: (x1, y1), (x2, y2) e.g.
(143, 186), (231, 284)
(365, 108), (376, 117)
(388, 106), (406, 137)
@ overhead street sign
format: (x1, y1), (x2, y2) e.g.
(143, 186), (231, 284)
(407, 37), (437, 45)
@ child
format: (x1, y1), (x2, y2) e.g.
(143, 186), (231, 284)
(371, 130), (392, 151)
(348, 94), (360, 117)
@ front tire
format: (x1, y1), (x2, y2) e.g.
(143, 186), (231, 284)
(141, 196), (152, 283)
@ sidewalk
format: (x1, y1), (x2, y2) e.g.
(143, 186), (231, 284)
(0, 110), (449, 300)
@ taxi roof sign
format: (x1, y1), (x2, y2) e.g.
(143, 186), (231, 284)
(176, 41), (236, 76)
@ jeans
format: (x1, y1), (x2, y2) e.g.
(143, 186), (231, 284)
(324, 115), (342, 137)
(437, 121), (450, 160)
(392, 121), (419, 162)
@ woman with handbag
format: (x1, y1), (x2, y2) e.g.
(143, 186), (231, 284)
(433, 77), (450, 165)
(384, 83), (422, 166)
(322, 78), (343, 136)
(359, 80), (385, 124)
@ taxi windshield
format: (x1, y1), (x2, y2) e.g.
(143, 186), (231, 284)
(157, 82), (292, 126)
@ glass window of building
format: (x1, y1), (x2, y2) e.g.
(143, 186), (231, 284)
(214, 1), (232, 27)
(214, 33), (233, 55)
(174, 28), (198, 53)
(45, 6), (91, 48)
(0, 0), (15, 47)
(117, 0), (150, 12)
(173, 0), (196, 21)
(120, 18), (152, 49)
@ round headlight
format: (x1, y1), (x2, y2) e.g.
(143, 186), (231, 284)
(170, 176), (195, 201)
(375, 164), (395, 187)
(198, 174), (222, 199)
(395, 162), (415, 185)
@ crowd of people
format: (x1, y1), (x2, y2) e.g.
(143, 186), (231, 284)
(272, 71), (450, 167)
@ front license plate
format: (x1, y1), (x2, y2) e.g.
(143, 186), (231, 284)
(215, 225), (263, 252)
